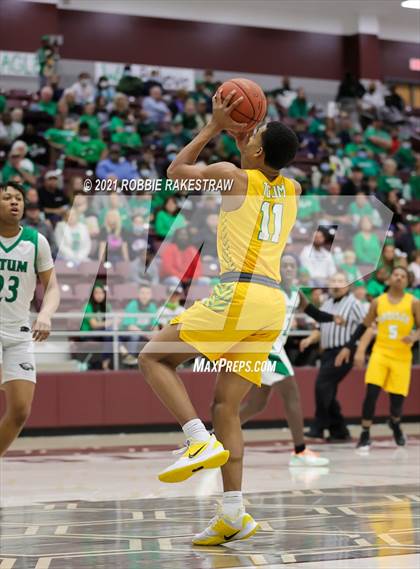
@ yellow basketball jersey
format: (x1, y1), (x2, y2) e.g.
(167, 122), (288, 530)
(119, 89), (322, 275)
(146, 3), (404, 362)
(374, 292), (414, 360)
(217, 169), (297, 281)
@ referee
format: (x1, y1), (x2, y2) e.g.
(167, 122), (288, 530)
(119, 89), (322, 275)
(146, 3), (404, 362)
(299, 272), (366, 441)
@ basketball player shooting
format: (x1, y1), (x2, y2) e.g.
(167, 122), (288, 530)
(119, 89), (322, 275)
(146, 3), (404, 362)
(138, 84), (300, 545)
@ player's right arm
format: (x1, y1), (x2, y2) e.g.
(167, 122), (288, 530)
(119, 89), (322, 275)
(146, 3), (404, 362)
(353, 326), (376, 369)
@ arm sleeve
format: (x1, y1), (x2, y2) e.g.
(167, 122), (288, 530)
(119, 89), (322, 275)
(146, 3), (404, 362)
(345, 323), (367, 349)
(304, 303), (335, 323)
(36, 233), (55, 273)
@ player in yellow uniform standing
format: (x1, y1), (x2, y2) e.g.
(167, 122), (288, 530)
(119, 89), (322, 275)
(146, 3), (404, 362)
(336, 267), (420, 449)
(138, 89), (300, 544)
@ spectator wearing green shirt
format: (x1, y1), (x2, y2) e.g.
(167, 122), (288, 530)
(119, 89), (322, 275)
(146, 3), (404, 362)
(339, 250), (362, 283)
(344, 132), (365, 157)
(120, 285), (158, 365)
(217, 132), (240, 160)
(377, 158), (403, 195)
(162, 117), (192, 151)
(80, 283), (113, 370)
(99, 192), (133, 231)
(353, 216), (382, 265)
(31, 86), (57, 116)
(65, 122), (107, 166)
(154, 196), (186, 239)
(351, 149), (381, 177)
(44, 116), (77, 150)
(1, 141), (38, 189)
(297, 194), (321, 227)
(363, 119), (392, 155)
(348, 192), (382, 227)
(79, 102), (101, 139)
(110, 116), (142, 151)
(408, 156), (420, 200)
(288, 88), (309, 119)
(366, 267), (388, 299)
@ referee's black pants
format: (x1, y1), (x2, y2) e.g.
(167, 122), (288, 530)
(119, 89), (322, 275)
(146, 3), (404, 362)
(312, 347), (353, 436)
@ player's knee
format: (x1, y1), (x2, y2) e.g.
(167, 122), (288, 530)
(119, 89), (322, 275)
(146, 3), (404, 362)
(8, 401), (31, 428)
(137, 351), (154, 381)
(212, 399), (236, 422)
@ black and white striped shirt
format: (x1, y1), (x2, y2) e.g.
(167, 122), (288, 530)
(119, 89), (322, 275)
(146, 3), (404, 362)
(320, 293), (367, 349)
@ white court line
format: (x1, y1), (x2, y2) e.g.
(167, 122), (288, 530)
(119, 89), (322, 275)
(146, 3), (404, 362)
(0, 560), (17, 569)
(158, 538), (173, 550)
(250, 554), (267, 566)
(281, 553), (297, 563)
(407, 495), (420, 502)
(66, 503), (78, 510)
(154, 511), (166, 520)
(34, 559), (52, 569)
(292, 491), (304, 496)
(44, 505), (55, 510)
(24, 526), (39, 535)
(355, 538), (372, 546)
(337, 507), (357, 515)
(384, 495), (403, 502)
(259, 521), (274, 531)
(311, 490), (323, 495)
(129, 539), (142, 550)
(54, 526), (68, 535)
(314, 507), (330, 514)
(131, 512), (144, 520)
(379, 533), (401, 546)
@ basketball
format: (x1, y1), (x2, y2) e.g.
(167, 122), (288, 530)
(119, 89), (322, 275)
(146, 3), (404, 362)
(219, 77), (267, 131)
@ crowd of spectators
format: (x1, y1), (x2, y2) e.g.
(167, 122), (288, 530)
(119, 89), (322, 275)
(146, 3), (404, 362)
(0, 66), (419, 369)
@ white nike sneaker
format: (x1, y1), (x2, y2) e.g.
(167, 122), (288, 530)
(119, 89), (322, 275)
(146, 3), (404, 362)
(158, 434), (230, 483)
(289, 448), (329, 467)
(193, 505), (260, 546)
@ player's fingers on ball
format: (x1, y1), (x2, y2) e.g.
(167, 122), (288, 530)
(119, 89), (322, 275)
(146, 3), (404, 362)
(230, 96), (244, 108)
(223, 89), (236, 106)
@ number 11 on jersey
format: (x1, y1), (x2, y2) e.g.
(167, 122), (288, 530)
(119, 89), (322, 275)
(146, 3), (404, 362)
(258, 201), (283, 243)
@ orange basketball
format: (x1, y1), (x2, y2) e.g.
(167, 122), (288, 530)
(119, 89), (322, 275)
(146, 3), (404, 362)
(218, 78), (267, 131)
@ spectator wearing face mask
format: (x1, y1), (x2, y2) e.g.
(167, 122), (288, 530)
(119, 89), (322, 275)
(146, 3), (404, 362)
(69, 72), (95, 105)
(44, 116), (77, 150)
(95, 75), (115, 103)
(110, 117), (142, 151)
(96, 144), (139, 180)
(79, 102), (101, 139)
(65, 122), (107, 167)
(2, 141), (38, 188)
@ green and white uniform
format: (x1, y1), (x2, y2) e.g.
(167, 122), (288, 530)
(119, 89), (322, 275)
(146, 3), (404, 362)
(0, 226), (54, 383)
(262, 286), (299, 386)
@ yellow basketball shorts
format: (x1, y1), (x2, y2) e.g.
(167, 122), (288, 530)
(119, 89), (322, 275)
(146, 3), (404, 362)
(171, 282), (286, 386)
(365, 350), (412, 397)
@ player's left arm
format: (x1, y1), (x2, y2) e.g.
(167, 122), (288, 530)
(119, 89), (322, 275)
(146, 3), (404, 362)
(167, 89), (246, 181)
(402, 298), (420, 345)
(32, 235), (60, 342)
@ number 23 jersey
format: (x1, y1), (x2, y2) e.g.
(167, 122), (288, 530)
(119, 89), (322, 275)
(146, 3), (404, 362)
(373, 292), (415, 361)
(0, 226), (54, 332)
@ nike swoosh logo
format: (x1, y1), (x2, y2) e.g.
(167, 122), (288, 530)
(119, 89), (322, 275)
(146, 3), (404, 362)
(224, 530), (240, 541)
(188, 444), (206, 459)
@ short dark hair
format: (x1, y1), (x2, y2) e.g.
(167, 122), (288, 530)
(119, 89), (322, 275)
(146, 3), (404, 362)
(0, 181), (25, 198)
(261, 122), (299, 170)
(391, 265), (409, 279)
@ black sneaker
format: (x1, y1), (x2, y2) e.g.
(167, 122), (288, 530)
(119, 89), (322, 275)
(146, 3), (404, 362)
(357, 429), (371, 449)
(388, 419), (406, 446)
(305, 428), (324, 439)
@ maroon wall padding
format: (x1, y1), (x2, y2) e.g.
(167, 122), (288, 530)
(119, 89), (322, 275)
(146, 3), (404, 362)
(0, 367), (418, 429)
(380, 39), (420, 81)
(0, 2), (418, 81)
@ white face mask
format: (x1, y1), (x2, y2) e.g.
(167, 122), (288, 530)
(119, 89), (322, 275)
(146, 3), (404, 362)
(80, 79), (89, 87)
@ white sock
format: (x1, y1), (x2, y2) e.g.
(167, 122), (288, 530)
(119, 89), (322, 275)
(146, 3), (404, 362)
(222, 491), (244, 518)
(182, 418), (210, 442)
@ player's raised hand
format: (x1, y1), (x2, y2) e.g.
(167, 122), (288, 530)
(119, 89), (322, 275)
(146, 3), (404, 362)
(32, 312), (51, 342)
(211, 89), (247, 132)
(228, 129), (252, 152)
(334, 347), (351, 367)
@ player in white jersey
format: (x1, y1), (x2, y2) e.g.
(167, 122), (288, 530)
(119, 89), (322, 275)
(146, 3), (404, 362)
(0, 182), (59, 456)
(240, 254), (344, 466)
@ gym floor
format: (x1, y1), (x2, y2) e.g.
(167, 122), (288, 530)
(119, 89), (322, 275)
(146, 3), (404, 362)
(1, 425), (419, 568)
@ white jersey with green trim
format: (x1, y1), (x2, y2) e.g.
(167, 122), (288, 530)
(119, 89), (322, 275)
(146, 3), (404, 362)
(0, 226), (54, 332)
(268, 286), (300, 376)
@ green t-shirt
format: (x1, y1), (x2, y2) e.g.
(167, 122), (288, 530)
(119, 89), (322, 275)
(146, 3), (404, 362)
(344, 142), (365, 157)
(414, 233), (420, 250)
(348, 201), (374, 217)
(65, 136), (107, 164)
(363, 126), (391, 155)
(44, 128), (76, 147)
(351, 156), (381, 177)
(288, 98), (308, 119)
(0, 94), (7, 113)
(111, 130), (142, 149)
(121, 300), (158, 330)
(38, 100), (57, 116)
(1, 161), (38, 190)
(409, 175), (420, 200)
(298, 195), (321, 220)
(306, 186), (328, 196)
(339, 263), (361, 282)
(394, 145), (415, 169)
(353, 231), (382, 264)
(154, 209), (186, 238)
(377, 174), (403, 194)
(80, 301), (111, 331)
(220, 133), (240, 158)
(79, 114), (101, 139)
(366, 278), (386, 298)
